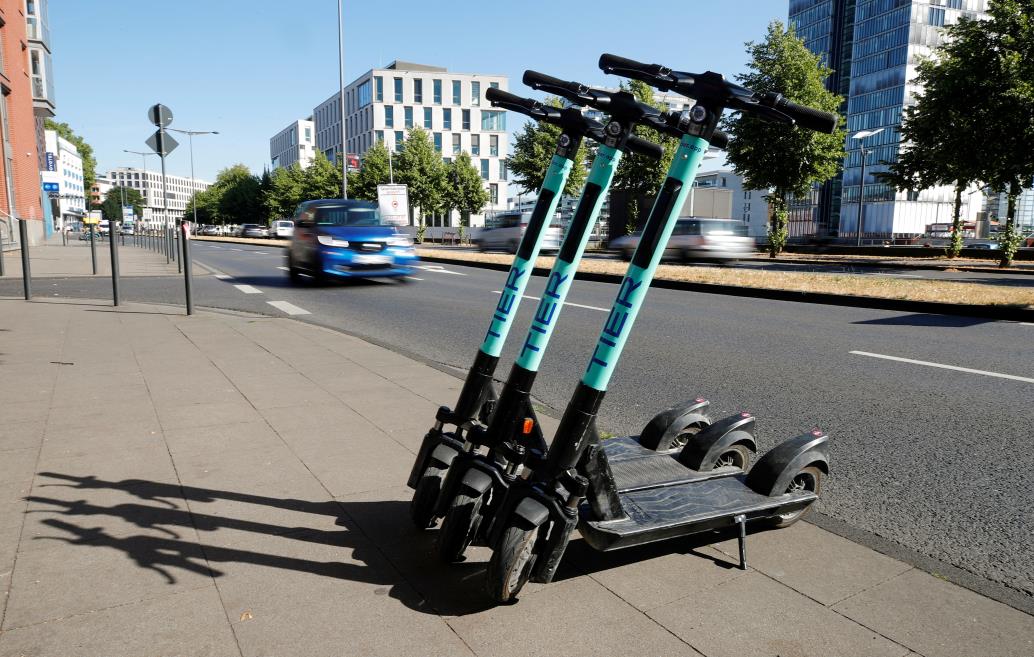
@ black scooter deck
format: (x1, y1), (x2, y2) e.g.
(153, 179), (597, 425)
(578, 475), (817, 551)
(603, 436), (739, 493)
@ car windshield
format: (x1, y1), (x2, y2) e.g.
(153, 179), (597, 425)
(314, 206), (382, 226)
(699, 220), (748, 237)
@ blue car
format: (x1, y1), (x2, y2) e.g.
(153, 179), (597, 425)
(286, 199), (418, 283)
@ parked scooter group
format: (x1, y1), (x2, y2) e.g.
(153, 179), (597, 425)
(406, 53), (839, 603)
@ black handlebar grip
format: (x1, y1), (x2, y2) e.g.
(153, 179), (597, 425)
(599, 53), (654, 75)
(485, 88), (539, 114)
(776, 99), (839, 134)
(522, 70), (576, 93)
(624, 135), (664, 160)
(709, 130), (730, 150)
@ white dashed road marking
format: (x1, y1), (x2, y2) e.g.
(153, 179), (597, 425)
(267, 301), (311, 315)
(406, 276), (424, 281)
(417, 265), (466, 276)
(492, 290), (607, 313)
(233, 285), (263, 294)
(276, 266), (289, 271)
(850, 351), (1034, 384)
(214, 274), (232, 280)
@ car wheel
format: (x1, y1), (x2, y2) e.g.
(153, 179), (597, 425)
(509, 240), (520, 254)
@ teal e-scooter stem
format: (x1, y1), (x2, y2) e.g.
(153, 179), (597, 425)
(408, 90), (598, 528)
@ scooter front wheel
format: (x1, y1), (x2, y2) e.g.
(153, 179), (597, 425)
(486, 523), (540, 603)
(410, 465), (445, 530)
(768, 465), (822, 528)
(437, 492), (484, 563)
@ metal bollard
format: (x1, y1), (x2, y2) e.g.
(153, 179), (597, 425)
(109, 222), (120, 306)
(89, 225), (98, 274)
(181, 221), (193, 315)
(18, 219), (31, 300)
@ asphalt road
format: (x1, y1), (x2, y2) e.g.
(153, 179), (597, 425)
(4, 240), (1033, 602)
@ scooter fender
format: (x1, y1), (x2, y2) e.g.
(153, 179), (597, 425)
(458, 467), (494, 499)
(679, 413), (758, 471)
(529, 500), (579, 584)
(512, 496), (550, 530)
(745, 430), (830, 497)
(638, 398), (711, 451)
(407, 434), (462, 490)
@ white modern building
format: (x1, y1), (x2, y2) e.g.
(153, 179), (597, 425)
(90, 174), (113, 207)
(693, 169), (771, 238)
(42, 129), (84, 230)
(270, 118), (316, 170)
(106, 167), (211, 229)
(312, 60), (509, 225)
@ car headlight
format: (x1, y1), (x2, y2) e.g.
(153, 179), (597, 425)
(387, 236), (413, 248)
(317, 235), (349, 247)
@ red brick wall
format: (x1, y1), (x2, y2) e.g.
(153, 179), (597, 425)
(0, 0), (44, 226)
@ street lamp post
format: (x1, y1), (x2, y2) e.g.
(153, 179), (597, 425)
(337, 0), (348, 200)
(851, 128), (884, 247)
(168, 129), (218, 276)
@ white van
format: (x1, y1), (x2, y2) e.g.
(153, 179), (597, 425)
(270, 219), (294, 239)
(473, 211), (562, 254)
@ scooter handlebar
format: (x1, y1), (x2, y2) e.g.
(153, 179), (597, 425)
(625, 134), (664, 160)
(598, 53), (668, 86)
(485, 87), (562, 123)
(522, 70), (594, 106)
(765, 94), (839, 134)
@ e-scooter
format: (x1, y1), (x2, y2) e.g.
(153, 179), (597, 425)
(434, 73), (745, 564)
(483, 54), (840, 602)
(407, 88), (660, 528)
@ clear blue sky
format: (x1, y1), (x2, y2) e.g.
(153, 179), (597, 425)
(51, 0), (790, 183)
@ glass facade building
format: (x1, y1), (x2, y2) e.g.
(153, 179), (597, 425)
(788, 0), (989, 240)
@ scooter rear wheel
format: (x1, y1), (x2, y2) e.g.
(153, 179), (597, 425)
(768, 465), (822, 528)
(437, 492), (484, 563)
(665, 423), (706, 452)
(410, 465), (444, 530)
(714, 444), (751, 470)
(486, 524), (540, 603)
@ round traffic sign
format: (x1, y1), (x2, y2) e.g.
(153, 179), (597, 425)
(148, 104), (173, 128)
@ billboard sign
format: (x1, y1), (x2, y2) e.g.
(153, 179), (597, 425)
(45, 152), (56, 171)
(377, 184), (409, 226)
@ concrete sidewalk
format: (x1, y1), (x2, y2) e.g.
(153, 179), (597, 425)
(1, 235), (205, 279)
(0, 298), (1031, 657)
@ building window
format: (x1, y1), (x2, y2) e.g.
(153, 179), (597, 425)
(394, 77), (403, 102)
(443, 108), (452, 130)
(433, 132), (442, 152)
(404, 106), (413, 128)
(304, 126), (311, 141)
(462, 109), (471, 130)
(433, 79), (442, 104)
(490, 184), (498, 205)
(374, 76), (383, 102)
(452, 80), (461, 105)
(481, 110), (506, 131)
(452, 133), (461, 154)
(424, 107), (432, 129)
(499, 160), (507, 181)
(471, 134), (480, 155)
(443, 157), (452, 165)
(357, 80), (372, 108)
(394, 131), (404, 151)
(929, 7), (946, 26)
(385, 105), (394, 128)
(489, 134), (498, 156)
(414, 78), (423, 103)
(375, 130), (384, 144)
(481, 159), (490, 180)
(490, 82), (499, 90)
(471, 81), (481, 105)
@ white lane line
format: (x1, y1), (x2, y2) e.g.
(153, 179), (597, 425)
(850, 351), (1034, 384)
(233, 284), (263, 294)
(276, 266), (289, 271)
(492, 290), (607, 313)
(416, 265), (466, 276)
(215, 274), (232, 280)
(230, 248), (245, 252)
(1022, 322), (1034, 327)
(406, 276), (424, 281)
(267, 300), (311, 315)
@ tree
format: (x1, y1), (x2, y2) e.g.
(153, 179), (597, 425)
(215, 164), (262, 225)
(258, 169), (273, 223)
(446, 151), (491, 228)
(184, 186), (221, 225)
(506, 97), (589, 197)
(724, 20), (846, 257)
(99, 186), (143, 223)
(612, 79), (680, 230)
(264, 165), (306, 220)
(299, 152), (343, 202)
(395, 127), (448, 224)
(349, 140), (393, 201)
(44, 120), (97, 204)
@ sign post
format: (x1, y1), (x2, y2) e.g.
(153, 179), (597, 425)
(377, 184), (409, 227)
(108, 213), (120, 306)
(84, 212), (101, 276)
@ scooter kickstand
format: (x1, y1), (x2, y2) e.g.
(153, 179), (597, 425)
(734, 514), (747, 570)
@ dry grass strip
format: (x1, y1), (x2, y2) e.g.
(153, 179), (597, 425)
(415, 248), (1034, 308)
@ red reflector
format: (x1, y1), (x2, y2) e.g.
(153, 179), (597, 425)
(522, 418), (534, 435)
(740, 412), (752, 418)
(811, 429), (823, 436)
(695, 397), (706, 403)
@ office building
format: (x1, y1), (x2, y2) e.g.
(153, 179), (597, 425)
(43, 129), (84, 229)
(270, 118), (316, 170)
(788, 0), (988, 240)
(106, 167), (211, 229)
(312, 60), (508, 225)
(0, 0), (47, 246)
(986, 183), (1034, 234)
(90, 174), (113, 207)
(693, 170), (771, 238)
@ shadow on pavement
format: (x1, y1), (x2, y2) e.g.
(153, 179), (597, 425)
(226, 275), (406, 290)
(853, 314), (995, 327)
(29, 472), (742, 616)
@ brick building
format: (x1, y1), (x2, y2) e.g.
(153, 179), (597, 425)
(0, 0), (46, 247)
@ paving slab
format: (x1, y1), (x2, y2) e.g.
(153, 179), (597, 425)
(0, 585), (238, 657)
(647, 571), (909, 657)
(0, 420), (44, 453)
(832, 568), (1034, 657)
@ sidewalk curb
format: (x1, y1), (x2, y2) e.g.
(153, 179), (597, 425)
(418, 253), (1034, 322)
(740, 255), (1034, 276)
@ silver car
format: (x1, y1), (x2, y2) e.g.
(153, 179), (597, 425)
(473, 211), (562, 254)
(611, 217), (754, 263)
